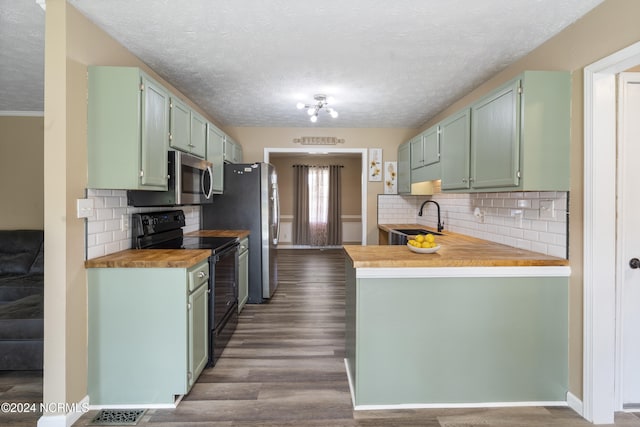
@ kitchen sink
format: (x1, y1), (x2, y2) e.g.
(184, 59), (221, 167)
(392, 228), (444, 236)
(388, 228), (444, 245)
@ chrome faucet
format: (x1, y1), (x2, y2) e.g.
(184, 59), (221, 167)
(418, 200), (444, 233)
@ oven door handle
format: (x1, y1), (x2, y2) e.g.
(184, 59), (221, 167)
(213, 242), (239, 262)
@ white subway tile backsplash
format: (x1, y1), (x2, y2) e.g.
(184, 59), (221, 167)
(85, 189), (201, 259)
(378, 189), (569, 258)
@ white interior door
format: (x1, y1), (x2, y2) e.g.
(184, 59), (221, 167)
(618, 72), (640, 408)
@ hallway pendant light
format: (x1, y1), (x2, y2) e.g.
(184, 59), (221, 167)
(296, 94), (339, 123)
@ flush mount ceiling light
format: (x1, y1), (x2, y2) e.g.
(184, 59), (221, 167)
(296, 94), (339, 123)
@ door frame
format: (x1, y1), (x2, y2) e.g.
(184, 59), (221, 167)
(614, 72), (640, 412)
(583, 40), (640, 424)
(263, 147), (368, 245)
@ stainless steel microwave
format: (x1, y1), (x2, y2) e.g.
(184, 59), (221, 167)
(127, 151), (213, 207)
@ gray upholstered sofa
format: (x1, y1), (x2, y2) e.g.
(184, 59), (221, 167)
(0, 230), (44, 370)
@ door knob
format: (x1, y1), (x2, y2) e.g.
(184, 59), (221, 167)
(630, 258), (640, 269)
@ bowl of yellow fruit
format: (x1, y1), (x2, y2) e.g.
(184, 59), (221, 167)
(406, 233), (441, 254)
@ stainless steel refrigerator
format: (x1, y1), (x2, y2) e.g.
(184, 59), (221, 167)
(201, 163), (279, 303)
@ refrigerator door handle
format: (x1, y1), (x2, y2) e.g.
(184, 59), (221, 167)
(272, 183), (280, 245)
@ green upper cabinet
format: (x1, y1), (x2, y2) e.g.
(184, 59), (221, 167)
(470, 79), (521, 189)
(421, 126), (440, 167)
(224, 135), (243, 164)
(397, 141), (411, 194)
(234, 143), (244, 164)
(440, 71), (570, 193)
(190, 111), (207, 158)
(207, 123), (225, 194)
(410, 125), (441, 184)
(169, 97), (207, 159)
(440, 108), (471, 191)
(169, 97), (191, 153)
(88, 66), (169, 190)
(410, 135), (424, 170)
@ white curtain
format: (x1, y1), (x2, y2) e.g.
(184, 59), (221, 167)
(308, 166), (329, 246)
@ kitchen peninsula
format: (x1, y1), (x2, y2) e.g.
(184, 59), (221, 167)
(343, 230), (570, 409)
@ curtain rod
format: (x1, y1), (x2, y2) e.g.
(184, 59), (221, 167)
(292, 164), (344, 168)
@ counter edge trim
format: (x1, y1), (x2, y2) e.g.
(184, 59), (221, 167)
(354, 266), (571, 279)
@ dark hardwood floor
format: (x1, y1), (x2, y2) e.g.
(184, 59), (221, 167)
(4, 249), (640, 426)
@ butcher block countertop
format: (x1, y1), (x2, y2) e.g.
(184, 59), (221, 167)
(85, 229), (250, 268)
(85, 249), (211, 268)
(345, 224), (570, 269)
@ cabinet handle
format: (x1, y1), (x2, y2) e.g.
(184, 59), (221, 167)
(169, 133), (173, 141)
(198, 271), (206, 278)
(462, 178), (467, 183)
(187, 303), (192, 310)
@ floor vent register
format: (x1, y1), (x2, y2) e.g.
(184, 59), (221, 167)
(90, 409), (146, 426)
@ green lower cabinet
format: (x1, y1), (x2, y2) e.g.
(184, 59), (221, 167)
(345, 261), (568, 407)
(88, 261), (208, 406)
(238, 237), (249, 312)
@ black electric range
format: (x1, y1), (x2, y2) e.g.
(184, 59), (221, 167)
(132, 210), (239, 367)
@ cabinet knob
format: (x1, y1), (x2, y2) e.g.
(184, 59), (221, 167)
(187, 303), (192, 310)
(198, 271), (206, 278)
(630, 258), (640, 269)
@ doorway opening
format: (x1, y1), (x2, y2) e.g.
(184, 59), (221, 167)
(583, 40), (640, 424)
(264, 147), (367, 247)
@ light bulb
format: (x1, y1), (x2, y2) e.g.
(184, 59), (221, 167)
(296, 102), (305, 109)
(307, 108), (315, 116)
(330, 110), (339, 118)
(310, 115), (318, 123)
(326, 96), (335, 104)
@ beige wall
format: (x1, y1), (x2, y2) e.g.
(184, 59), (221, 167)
(45, 0), (640, 415)
(0, 116), (44, 230)
(42, 0), (225, 415)
(416, 0), (640, 400)
(224, 127), (415, 244)
(270, 154), (362, 217)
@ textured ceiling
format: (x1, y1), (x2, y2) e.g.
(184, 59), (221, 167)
(3, 0), (604, 128)
(0, 0), (45, 112)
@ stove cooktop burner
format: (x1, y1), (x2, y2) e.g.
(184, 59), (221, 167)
(132, 210), (238, 253)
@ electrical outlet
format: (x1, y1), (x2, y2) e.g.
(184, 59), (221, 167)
(540, 199), (555, 219)
(76, 198), (94, 218)
(121, 214), (130, 231)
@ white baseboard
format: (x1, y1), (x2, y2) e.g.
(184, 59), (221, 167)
(37, 395), (90, 427)
(566, 391), (583, 416)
